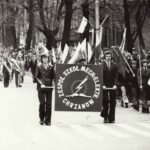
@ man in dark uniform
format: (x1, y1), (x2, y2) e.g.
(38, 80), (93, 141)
(35, 54), (55, 126)
(130, 60), (140, 111)
(2, 56), (12, 87)
(101, 51), (118, 123)
(26, 54), (37, 83)
(138, 59), (150, 113)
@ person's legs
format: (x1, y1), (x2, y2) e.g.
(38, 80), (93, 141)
(101, 91), (109, 123)
(3, 73), (10, 87)
(38, 90), (46, 124)
(132, 86), (139, 111)
(15, 72), (19, 87)
(4, 77), (9, 87)
(108, 90), (116, 122)
(45, 90), (52, 125)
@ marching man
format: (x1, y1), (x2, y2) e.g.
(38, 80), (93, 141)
(13, 52), (25, 87)
(138, 59), (150, 113)
(35, 53), (55, 126)
(101, 51), (118, 123)
(1, 56), (12, 87)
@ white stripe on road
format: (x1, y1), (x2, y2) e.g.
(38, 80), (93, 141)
(93, 124), (131, 138)
(138, 123), (150, 130)
(20, 126), (49, 142)
(117, 124), (150, 137)
(9, 128), (23, 143)
(48, 126), (76, 140)
(70, 124), (102, 139)
(0, 127), (22, 144)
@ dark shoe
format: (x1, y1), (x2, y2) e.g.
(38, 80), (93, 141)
(125, 103), (128, 108)
(45, 122), (51, 126)
(108, 120), (115, 123)
(133, 105), (139, 111)
(103, 118), (108, 123)
(39, 120), (44, 125)
(121, 101), (124, 107)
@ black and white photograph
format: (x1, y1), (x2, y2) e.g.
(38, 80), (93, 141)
(0, 0), (150, 150)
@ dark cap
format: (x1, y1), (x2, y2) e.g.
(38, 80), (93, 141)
(40, 53), (48, 57)
(104, 50), (113, 58)
(142, 59), (148, 64)
(131, 60), (137, 64)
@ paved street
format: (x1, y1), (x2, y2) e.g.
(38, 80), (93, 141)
(0, 74), (150, 150)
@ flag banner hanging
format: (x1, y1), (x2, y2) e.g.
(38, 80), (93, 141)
(52, 47), (57, 63)
(95, 26), (103, 59)
(119, 28), (126, 53)
(37, 42), (49, 55)
(68, 43), (81, 64)
(77, 17), (88, 33)
(87, 42), (93, 62)
(55, 64), (103, 112)
(62, 44), (69, 63)
(68, 39), (87, 64)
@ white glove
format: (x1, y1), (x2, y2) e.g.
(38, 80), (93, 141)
(41, 84), (46, 88)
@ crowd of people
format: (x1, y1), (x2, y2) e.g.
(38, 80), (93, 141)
(0, 44), (150, 125)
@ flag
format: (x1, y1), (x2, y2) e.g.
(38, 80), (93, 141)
(77, 17), (88, 33)
(119, 28), (127, 53)
(68, 39), (88, 64)
(62, 44), (69, 63)
(57, 42), (62, 62)
(68, 43), (81, 64)
(87, 42), (93, 63)
(52, 47), (57, 63)
(95, 25), (103, 60)
(37, 42), (49, 56)
(80, 38), (87, 60)
(134, 37), (146, 60)
(90, 28), (95, 46)
(112, 46), (126, 78)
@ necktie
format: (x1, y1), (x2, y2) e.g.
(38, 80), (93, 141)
(44, 64), (48, 70)
(107, 62), (110, 69)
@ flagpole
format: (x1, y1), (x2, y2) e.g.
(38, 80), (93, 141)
(138, 37), (143, 87)
(101, 15), (108, 26)
(86, 38), (88, 64)
(95, 0), (100, 63)
(122, 54), (135, 77)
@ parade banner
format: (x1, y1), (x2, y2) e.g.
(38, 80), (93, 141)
(55, 64), (103, 112)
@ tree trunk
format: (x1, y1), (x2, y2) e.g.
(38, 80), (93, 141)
(4, 25), (17, 49)
(61, 0), (74, 50)
(25, 1), (35, 51)
(45, 30), (57, 50)
(37, 0), (59, 50)
(81, 0), (90, 42)
(123, 0), (133, 53)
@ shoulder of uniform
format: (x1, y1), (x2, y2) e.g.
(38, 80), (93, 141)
(112, 61), (117, 66)
(37, 62), (42, 67)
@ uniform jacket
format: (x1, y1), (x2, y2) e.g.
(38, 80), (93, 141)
(138, 68), (150, 86)
(26, 60), (37, 76)
(2, 61), (12, 77)
(35, 64), (55, 90)
(103, 61), (118, 87)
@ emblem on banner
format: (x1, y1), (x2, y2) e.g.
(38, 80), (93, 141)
(56, 65), (101, 110)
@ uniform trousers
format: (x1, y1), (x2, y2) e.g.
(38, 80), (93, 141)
(4, 73), (10, 87)
(38, 90), (52, 123)
(101, 90), (116, 122)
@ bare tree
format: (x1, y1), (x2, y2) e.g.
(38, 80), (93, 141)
(0, 0), (20, 49)
(37, 0), (64, 50)
(22, 0), (37, 51)
(61, 0), (74, 50)
(104, 0), (150, 53)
